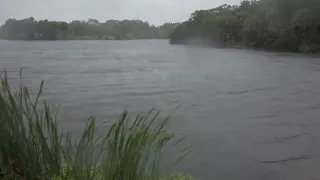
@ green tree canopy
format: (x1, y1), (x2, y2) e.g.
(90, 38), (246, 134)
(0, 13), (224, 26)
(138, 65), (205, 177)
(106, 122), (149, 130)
(169, 0), (320, 53)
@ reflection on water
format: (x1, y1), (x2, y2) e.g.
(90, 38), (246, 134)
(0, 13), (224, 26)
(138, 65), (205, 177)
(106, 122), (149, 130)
(1, 40), (320, 180)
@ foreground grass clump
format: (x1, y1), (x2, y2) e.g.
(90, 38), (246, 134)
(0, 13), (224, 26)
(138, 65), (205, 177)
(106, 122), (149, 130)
(0, 73), (190, 180)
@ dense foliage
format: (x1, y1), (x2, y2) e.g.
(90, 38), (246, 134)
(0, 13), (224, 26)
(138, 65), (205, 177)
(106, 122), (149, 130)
(169, 0), (320, 53)
(0, 18), (178, 40)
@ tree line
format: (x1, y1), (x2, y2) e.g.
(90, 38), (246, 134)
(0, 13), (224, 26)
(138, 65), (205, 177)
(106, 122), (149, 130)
(0, 17), (178, 40)
(169, 0), (320, 53)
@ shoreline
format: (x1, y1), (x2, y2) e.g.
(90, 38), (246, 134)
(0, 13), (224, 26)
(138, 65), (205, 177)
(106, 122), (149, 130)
(170, 43), (320, 54)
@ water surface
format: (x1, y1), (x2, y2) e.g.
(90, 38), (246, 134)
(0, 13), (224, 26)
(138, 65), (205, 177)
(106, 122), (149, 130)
(1, 40), (320, 180)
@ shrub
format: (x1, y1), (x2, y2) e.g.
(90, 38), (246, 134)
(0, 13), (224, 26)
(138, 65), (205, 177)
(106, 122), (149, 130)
(299, 43), (320, 53)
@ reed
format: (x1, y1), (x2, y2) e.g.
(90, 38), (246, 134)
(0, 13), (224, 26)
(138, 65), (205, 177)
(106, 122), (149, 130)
(0, 72), (190, 180)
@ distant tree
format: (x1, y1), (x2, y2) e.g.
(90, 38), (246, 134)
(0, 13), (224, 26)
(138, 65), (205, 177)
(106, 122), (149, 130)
(87, 18), (99, 25)
(0, 17), (177, 40)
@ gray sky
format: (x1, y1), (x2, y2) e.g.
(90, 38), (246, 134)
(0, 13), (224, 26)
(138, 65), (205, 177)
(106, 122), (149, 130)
(0, 0), (241, 25)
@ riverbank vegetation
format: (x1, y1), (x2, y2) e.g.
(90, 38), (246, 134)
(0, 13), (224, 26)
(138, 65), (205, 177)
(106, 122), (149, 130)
(0, 73), (190, 180)
(169, 0), (320, 53)
(0, 18), (178, 40)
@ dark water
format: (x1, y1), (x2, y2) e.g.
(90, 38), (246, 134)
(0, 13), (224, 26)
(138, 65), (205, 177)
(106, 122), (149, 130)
(1, 40), (320, 180)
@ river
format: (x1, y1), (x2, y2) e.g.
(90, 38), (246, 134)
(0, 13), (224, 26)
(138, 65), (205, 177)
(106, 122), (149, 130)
(1, 39), (320, 180)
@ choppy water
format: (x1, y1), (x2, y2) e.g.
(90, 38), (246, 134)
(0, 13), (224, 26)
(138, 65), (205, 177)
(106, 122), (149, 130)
(1, 40), (320, 180)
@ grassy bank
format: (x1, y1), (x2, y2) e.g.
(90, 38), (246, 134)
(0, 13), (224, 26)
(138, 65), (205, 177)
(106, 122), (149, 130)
(0, 72), (190, 180)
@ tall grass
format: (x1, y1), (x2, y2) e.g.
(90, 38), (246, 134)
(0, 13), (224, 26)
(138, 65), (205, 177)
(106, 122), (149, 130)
(0, 72), (189, 180)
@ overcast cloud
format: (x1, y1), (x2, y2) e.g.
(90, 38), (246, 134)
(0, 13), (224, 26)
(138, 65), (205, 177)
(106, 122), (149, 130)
(0, 0), (241, 25)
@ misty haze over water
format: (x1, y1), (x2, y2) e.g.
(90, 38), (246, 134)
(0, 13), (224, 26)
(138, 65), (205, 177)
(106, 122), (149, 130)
(1, 40), (320, 180)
